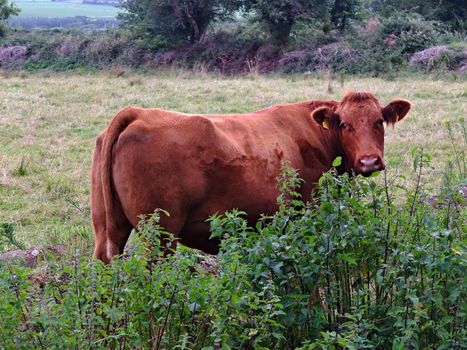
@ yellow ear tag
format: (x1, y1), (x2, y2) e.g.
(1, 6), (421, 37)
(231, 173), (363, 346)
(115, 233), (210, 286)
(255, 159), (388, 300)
(322, 120), (329, 129)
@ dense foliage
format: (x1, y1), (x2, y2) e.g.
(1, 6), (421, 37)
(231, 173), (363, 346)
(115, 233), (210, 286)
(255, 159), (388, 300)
(242, 0), (328, 45)
(113, 0), (367, 47)
(0, 0), (19, 37)
(1, 0), (466, 74)
(1, 138), (465, 348)
(118, 0), (237, 48)
(3, 17), (465, 75)
(281, 12), (453, 75)
(366, 0), (467, 29)
(115, 0), (464, 48)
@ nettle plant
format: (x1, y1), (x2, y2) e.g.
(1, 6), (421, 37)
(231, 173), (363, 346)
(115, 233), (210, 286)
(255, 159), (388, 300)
(210, 154), (465, 349)
(0, 136), (465, 349)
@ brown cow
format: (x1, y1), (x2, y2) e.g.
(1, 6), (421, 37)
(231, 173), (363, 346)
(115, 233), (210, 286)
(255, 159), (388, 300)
(91, 92), (411, 263)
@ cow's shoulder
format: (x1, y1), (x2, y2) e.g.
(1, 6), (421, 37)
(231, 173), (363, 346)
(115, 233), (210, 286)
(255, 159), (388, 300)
(185, 114), (216, 130)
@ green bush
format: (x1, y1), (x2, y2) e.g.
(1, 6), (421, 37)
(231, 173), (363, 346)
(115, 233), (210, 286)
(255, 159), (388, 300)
(1, 152), (465, 348)
(340, 12), (444, 74)
(409, 44), (467, 72)
(281, 12), (446, 75)
(378, 12), (443, 54)
(1, 14), (461, 75)
(211, 154), (465, 349)
(3, 29), (145, 70)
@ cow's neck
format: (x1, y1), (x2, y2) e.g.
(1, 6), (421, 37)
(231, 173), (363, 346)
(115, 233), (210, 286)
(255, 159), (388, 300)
(322, 127), (345, 174)
(293, 114), (345, 203)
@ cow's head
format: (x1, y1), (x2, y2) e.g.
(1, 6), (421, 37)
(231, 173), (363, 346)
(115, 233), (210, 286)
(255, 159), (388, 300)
(312, 92), (411, 176)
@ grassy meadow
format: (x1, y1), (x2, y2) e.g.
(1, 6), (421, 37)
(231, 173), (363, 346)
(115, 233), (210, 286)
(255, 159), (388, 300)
(0, 70), (466, 250)
(0, 70), (465, 349)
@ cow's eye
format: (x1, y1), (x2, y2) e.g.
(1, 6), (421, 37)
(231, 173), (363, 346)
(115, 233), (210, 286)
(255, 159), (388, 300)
(340, 123), (349, 130)
(376, 119), (384, 126)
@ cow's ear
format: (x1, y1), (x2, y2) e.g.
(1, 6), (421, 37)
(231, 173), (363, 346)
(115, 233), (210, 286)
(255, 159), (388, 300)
(382, 99), (412, 126)
(311, 107), (338, 130)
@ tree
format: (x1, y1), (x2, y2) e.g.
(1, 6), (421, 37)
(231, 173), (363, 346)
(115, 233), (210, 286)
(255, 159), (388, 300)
(364, 0), (467, 29)
(118, 0), (235, 49)
(244, 0), (331, 45)
(330, 0), (362, 32)
(0, 0), (19, 37)
(243, 0), (362, 45)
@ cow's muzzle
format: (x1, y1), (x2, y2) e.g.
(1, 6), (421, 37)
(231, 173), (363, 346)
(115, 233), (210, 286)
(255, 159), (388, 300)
(355, 155), (385, 176)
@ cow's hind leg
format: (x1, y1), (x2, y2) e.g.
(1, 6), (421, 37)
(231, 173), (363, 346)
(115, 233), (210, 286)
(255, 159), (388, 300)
(92, 194), (133, 264)
(91, 136), (133, 263)
(94, 219), (133, 264)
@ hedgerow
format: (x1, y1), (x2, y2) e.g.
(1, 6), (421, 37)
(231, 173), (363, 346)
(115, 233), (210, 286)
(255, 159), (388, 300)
(1, 12), (465, 75)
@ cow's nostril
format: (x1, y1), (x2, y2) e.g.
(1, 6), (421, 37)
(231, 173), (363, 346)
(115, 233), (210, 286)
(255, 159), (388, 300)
(359, 157), (378, 166)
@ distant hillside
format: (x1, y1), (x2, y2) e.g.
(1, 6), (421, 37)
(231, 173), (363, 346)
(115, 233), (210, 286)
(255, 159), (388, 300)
(82, 0), (120, 4)
(13, 0), (120, 18)
(8, 16), (118, 30)
(50, 0), (121, 4)
(8, 0), (120, 29)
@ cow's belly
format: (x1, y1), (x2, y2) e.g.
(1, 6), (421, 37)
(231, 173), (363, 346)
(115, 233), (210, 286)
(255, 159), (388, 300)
(178, 175), (280, 254)
(113, 149), (284, 249)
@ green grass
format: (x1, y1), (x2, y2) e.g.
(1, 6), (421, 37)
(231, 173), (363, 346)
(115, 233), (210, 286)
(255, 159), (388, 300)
(0, 70), (465, 249)
(13, 0), (120, 18)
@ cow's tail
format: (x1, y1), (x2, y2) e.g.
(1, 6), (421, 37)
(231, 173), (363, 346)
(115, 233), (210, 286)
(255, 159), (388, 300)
(100, 106), (139, 260)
